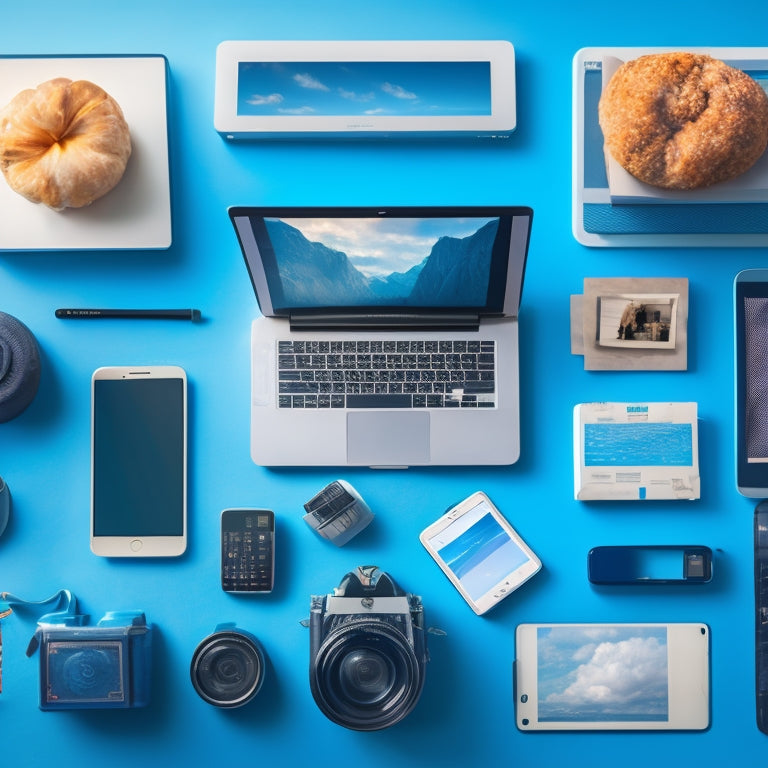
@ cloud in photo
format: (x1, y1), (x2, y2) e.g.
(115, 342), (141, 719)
(541, 632), (668, 719)
(294, 72), (330, 91)
(246, 93), (283, 106)
(381, 81), (418, 100)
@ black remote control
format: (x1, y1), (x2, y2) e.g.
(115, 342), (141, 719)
(755, 501), (768, 733)
(221, 509), (275, 593)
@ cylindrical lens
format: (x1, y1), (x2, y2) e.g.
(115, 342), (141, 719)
(311, 621), (424, 730)
(191, 628), (265, 708)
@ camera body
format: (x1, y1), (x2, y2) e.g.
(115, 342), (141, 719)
(309, 565), (428, 731)
(30, 611), (152, 710)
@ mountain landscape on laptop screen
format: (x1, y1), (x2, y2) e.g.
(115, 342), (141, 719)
(265, 216), (499, 308)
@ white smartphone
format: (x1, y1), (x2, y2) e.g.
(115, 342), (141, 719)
(419, 491), (541, 615)
(514, 622), (710, 731)
(91, 365), (187, 557)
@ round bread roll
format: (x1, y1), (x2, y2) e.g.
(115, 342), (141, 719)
(0, 77), (131, 210)
(598, 53), (768, 190)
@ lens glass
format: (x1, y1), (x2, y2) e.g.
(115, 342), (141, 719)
(313, 621), (423, 730)
(191, 631), (264, 708)
(338, 647), (396, 705)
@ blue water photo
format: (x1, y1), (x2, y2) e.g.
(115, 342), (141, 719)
(436, 512), (528, 600)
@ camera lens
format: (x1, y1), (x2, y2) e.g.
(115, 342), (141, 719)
(312, 622), (424, 731)
(339, 648), (396, 705)
(190, 627), (265, 708)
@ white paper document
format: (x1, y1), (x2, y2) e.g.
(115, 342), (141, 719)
(574, 402), (700, 501)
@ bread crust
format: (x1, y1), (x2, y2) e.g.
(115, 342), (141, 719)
(0, 77), (131, 210)
(598, 53), (768, 190)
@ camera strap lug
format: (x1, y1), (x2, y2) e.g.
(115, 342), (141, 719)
(0, 589), (83, 656)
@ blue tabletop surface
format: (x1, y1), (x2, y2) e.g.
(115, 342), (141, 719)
(0, 1), (766, 765)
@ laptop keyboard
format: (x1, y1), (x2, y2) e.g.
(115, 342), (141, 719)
(277, 339), (496, 409)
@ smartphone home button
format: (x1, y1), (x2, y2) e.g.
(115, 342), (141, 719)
(130, 539), (143, 552)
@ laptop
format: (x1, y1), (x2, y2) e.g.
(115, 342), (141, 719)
(229, 206), (532, 467)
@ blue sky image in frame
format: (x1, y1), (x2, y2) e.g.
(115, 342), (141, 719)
(536, 625), (669, 723)
(237, 61), (492, 117)
(435, 510), (529, 600)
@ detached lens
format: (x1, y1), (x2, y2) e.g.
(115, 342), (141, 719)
(191, 628), (265, 708)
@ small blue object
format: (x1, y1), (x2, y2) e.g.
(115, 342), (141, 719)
(0, 476), (9, 538)
(32, 610), (152, 710)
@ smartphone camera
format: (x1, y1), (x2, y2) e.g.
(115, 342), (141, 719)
(190, 624), (265, 708)
(308, 565), (428, 731)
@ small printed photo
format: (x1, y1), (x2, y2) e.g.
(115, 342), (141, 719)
(596, 293), (678, 349)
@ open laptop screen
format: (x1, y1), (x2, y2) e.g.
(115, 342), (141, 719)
(231, 206), (531, 318)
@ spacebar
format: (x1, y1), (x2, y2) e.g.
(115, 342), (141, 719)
(346, 394), (412, 408)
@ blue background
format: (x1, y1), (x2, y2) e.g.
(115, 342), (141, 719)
(0, 1), (765, 765)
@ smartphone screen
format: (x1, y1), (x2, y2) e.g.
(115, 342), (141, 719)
(91, 366), (187, 557)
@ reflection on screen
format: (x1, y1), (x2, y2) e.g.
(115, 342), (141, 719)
(237, 61), (492, 117)
(263, 216), (499, 310)
(428, 499), (529, 601)
(745, 297), (768, 462)
(536, 626), (669, 723)
(93, 379), (184, 536)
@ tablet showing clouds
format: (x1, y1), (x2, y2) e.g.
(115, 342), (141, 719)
(536, 625), (668, 722)
(515, 622), (710, 731)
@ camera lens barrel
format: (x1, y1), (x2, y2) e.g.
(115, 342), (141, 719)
(311, 617), (426, 730)
(190, 625), (265, 708)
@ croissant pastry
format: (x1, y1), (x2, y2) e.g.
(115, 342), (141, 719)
(0, 77), (131, 210)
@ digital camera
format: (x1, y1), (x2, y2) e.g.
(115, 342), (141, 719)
(29, 611), (152, 710)
(308, 565), (428, 731)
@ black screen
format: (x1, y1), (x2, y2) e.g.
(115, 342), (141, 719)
(736, 274), (768, 494)
(93, 377), (185, 536)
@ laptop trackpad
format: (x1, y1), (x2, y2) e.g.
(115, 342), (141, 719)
(347, 411), (430, 466)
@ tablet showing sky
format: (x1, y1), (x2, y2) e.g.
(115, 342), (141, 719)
(237, 61), (491, 116)
(536, 625), (669, 723)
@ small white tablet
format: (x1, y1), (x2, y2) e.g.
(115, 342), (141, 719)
(515, 623), (710, 731)
(214, 40), (516, 139)
(419, 491), (541, 615)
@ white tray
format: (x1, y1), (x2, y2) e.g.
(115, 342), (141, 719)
(572, 46), (768, 247)
(0, 55), (172, 251)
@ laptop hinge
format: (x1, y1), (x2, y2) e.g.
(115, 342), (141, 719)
(288, 312), (481, 332)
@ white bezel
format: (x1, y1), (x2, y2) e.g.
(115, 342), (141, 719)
(214, 40), (516, 139)
(515, 623), (710, 731)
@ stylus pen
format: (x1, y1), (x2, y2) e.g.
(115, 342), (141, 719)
(56, 308), (202, 321)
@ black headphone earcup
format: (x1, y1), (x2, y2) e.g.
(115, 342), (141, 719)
(0, 311), (41, 422)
